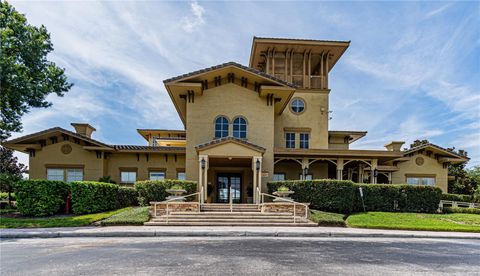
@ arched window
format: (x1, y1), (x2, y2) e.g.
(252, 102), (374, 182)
(215, 116), (229, 138)
(290, 98), (305, 114)
(233, 117), (247, 139)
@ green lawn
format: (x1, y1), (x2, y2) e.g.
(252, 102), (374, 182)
(310, 210), (346, 227)
(0, 207), (131, 229)
(347, 212), (480, 232)
(101, 207), (150, 226)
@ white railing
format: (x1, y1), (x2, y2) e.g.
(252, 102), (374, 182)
(259, 192), (309, 223)
(151, 187), (203, 224)
(439, 200), (479, 209)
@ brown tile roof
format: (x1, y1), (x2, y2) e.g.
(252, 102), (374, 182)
(196, 136), (266, 152)
(163, 61), (296, 88)
(253, 36), (351, 44)
(113, 145), (185, 151)
(403, 143), (469, 160)
(4, 127), (112, 148)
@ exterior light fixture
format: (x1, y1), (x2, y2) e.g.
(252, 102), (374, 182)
(201, 158), (206, 170)
(256, 159), (261, 171)
(303, 167), (309, 178)
(373, 169), (378, 178)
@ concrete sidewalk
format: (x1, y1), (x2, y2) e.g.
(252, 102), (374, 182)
(1, 226), (480, 239)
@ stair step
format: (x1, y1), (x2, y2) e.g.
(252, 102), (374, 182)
(151, 218), (304, 223)
(144, 222), (317, 227)
(169, 212), (292, 216)
(158, 215), (295, 219)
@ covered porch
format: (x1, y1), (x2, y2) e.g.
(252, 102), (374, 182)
(196, 137), (265, 204)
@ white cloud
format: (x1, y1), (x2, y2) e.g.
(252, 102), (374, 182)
(182, 1), (205, 33)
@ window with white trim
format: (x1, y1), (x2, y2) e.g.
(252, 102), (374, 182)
(233, 117), (247, 139)
(273, 173), (286, 181)
(47, 168), (64, 181)
(149, 171), (165, 181)
(286, 132), (295, 148)
(406, 176), (435, 186)
(121, 171), (137, 184)
(300, 133), (309, 149)
(66, 168), (83, 182)
(177, 172), (186, 180)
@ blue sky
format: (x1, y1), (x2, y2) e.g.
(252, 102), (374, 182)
(10, 1), (480, 168)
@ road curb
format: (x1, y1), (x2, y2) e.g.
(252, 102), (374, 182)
(2, 230), (480, 240)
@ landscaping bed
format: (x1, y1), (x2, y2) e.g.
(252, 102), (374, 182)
(346, 212), (480, 232)
(100, 207), (150, 226)
(310, 210), (346, 227)
(0, 207), (131, 228)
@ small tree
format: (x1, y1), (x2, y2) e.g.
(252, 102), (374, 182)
(0, 146), (27, 205)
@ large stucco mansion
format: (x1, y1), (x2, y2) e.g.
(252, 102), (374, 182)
(4, 37), (468, 203)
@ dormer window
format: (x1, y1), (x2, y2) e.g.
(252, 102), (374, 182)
(233, 117), (247, 139)
(215, 116), (229, 138)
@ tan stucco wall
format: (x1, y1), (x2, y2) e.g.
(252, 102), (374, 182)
(185, 83), (275, 190)
(328, 136), (349, 149)
(106, 153), (185, 183)
(29, 140), (103, 181)
(274, 89), (329, 149)
(392, 153), (448, 192)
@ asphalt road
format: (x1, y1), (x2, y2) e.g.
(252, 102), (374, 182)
(1, 237), (479, 275)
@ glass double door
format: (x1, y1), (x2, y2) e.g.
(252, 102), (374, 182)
(217, 174), (241, 203)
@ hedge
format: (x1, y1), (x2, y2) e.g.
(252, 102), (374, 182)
(441, 193), (474, 203)
(268, 180), (358, 214)
(268, 180), (443, 214)
(117, 187), (138, 208)
(70, 181), (119, 214)
(135, 180), (197, 206)
(14, 180), (69, 216)
(443, 206), (480, 214)
(0, 192), (15, 201)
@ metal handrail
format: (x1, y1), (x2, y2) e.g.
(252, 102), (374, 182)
(151, 191), (201, 223)
(259, 192), (309, 223)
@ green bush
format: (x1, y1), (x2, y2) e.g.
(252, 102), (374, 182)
(135, 180), (197, 206)
(268, 180), (357, 214)
(443, 207), (480, 214)
(473, 187), (480, 203)
(441, 193), (474, 203)
(268, 180), (443, 214)
(0, 192), (15, 201)
(70, 181), (119, 214)
(14, 180), (69, 216)
(117, 186), (138, 208)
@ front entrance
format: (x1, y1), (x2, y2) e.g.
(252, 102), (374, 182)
(216, 173), (242, 203)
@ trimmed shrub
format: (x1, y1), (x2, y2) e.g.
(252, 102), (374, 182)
(442, 193), (474, 203)
(117, 186), (138, 208)
(268, 180), (357, 214)
(14, 179), (69, 216)
(70, 181), (119, 214)
(135, 180), (197, 206)
(0, 192), (15, 201)
(268, 180), (443, 214)
(443, 206), (480, 214)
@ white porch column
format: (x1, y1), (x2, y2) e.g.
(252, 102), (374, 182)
(252, 156), (262, 204)
(198, 155), (208, 203)
(388, 172), (392, 184)
(370, 159), (378, 184)
(358, 164), (364, 183)
(336, 158), (344, 180)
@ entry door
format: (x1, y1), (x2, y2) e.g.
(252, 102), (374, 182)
(217, 174), (241, 203)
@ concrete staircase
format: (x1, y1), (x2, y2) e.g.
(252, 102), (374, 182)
(144, 204), (317, 227)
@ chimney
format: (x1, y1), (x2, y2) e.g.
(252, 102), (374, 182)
(71, 123), (96, 138)
(384, 141), (405, 152)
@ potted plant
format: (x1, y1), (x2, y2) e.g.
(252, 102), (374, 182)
(273, 186), (294, 201)
(166, 184), (187, 202)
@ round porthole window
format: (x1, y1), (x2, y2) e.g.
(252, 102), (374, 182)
(290, 98), (305, 114)
(415, 157), (424, 166)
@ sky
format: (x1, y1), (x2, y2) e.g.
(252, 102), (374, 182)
(9, 0), (480, 168)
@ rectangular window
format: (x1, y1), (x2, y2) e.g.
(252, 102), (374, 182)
(407, 176), (436, 186)
(286, 132), (295, 148)
(299, 174), (313, 180)
(149, 171), (165, 181)
(66, 168), (83, 182)
(47, 168), (64, 181)
(121, 171), (137, 184)
(273, 173), (286, 181)
(300, 133), (309, 149)
(177, 172), (186, 180)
